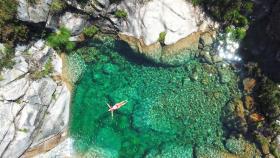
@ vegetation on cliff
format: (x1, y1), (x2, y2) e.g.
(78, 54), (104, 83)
(191, 0), (253, 40)
(0, 0), (30, 45)
(47, 27), (75, 53)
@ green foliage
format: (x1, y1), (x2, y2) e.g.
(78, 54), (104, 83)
(158, 32), (166, 44)
(47, 27), (75, 52)
(226, 26), (247, 41)
(191, 0), (202, 6)
(18, 128), (29, 133)
(0, 0), (17, 26)
(83, 26), (99, 38)
(1, 23), (29, 45)
(190, 0), (253, 32)
(0, 44), (15, 72)
(257, 77), (280, 121)
(31, 58), (54, 80)
(50, 0), (66, 14)
(0, 0), (30, 45)
(115, 9), (128, 18)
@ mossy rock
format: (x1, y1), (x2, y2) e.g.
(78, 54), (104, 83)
(225, 137), (262, 157)
(195, 146), (239, 158)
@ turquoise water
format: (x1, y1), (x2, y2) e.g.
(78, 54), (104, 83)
(69, 37), (241, 157)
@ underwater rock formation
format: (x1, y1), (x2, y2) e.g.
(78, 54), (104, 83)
(145, 143), (193, 158)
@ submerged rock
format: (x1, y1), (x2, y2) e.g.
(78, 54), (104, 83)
(195, 146), (240, 158)
(222, 98), (248, 135)
(146, 143), (193, 158)
(243, 78), (256, 94)
(225, 137), (261, 157)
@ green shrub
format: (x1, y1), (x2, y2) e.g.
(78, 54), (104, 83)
(47, 27), (75, 53)
(83, 25), (99, 38)
(0, 0), (30, 45)
(31, 58), (54, 80)
(0, 0), (17, 26)
(190, 0), (253, 31)
(0, 44), (15, 71)
(257, 77), (280, 121)
(158, 32), (166, 44)
(115, 9), (128, 19)
(226, 26), (247, 41)
(50, 0), (66, 14)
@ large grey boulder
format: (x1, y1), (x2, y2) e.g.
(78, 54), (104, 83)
(31, 84), (70, 146)
(17, 0), (53, 23)
(0, 77), (30, 101)
(46, 12), (88, 35)
(24, 78), (57, 106)
(117, 0), (216, 45)
(116, 0), (217, 65)
(0, 40), (71, 157)
(0, 56), (29, 86)
(0, 102), (22, 155)
(59, 12), (87, 35)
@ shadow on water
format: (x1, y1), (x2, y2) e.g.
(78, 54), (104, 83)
(114, 40), (166, 67)
(77, 37), (171, 68)
(239, 0), (280, 82)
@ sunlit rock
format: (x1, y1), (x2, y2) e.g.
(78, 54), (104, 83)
(116, 0), (217, 65)
(0, 77), (30, 101)
(17, 0), (52, 23)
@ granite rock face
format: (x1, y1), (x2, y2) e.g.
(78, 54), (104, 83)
(65, 0), (111, 17)
(116, 0), (214, 45)
(0, 40), (71, 158)
(59, 12), (88, 35)
(115, 0), (217, 65)
(17, 0), (53, 23)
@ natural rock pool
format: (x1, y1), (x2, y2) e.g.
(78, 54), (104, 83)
(69, 37), (246, 157)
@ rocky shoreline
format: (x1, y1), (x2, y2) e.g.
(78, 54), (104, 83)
(0, 0), (279, 157)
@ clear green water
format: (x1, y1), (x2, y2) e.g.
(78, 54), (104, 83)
(69, 37), (240, 157)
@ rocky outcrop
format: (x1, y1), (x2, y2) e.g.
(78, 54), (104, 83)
(119, 31), (216, 65)
(0, 40), (71, 158)
(47, 12), (88, 35)
(115, 0), (217, 65)
(65, 0), (111, 16)
(17, 0), (53, 23)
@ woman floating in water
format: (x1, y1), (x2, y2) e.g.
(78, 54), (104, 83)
(106, 100), (128, 118)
